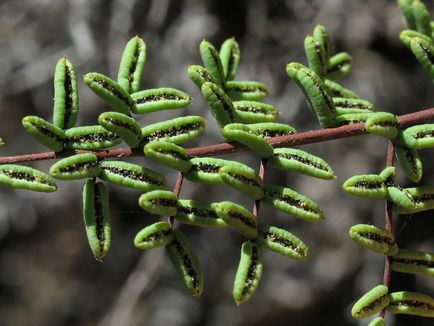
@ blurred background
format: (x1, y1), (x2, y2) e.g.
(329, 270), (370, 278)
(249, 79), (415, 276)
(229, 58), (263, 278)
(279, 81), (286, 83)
(0, 0), (433, 325)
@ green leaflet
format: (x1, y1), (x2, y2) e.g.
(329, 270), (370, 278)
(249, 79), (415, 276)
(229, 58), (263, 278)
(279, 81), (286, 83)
(201, 82), (236, 127)
(391, 248), (434, 277)
(304, 34), (327, 78)
(83, 179), (111, 261)
(221, 123), (274, 158)
(213, 201), (258, 239)
(351, 285), (390, 320)
(98, 111), (142, 148)
(387, 291), (434, 317)
(395, 145), (423, 183)
(262, 184), (324, 221)
(131, 88), (191, 114)
(365, 112), (398, 139)
(53, 57), (79, 130)
(225, 81), (269, 101)
(166, 229), (204, 297)
(269, 148), (335, 180)
(138, 190), (178, 216)
(397, 124), (434, 149)
(0, 164), (57, 192)
(219, 37), (240, 81)
(50, 153), (101, 180)
(326, 52), (352, 80)
(219, 161), (265, 199)
(143, 141), (192, 173)
(257, 225), (308, 260)
(117, 36), (146, 94)
(99, 160), (167, 191)
(184, 157), (230, 184)
(141, 116), (206, 145)
(175, 199), (227, 228)
(233, 241), (263, 305)
(233, 101), (279, 124)
(65, 125), (122, 150)
(286, 62), (336, 128)
(323, 79), (360, 99)
(200, 40), (226, 88)
(22, 116), (66, 152)
(342, 174), (387, 199)
(134, 221), (174, 250)
(188, 65), (218, 89)
(84, 72), (134, 115)
(349, 224), (399, 255)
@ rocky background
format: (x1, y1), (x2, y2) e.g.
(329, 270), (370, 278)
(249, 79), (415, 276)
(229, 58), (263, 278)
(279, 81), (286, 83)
(0, 0), (433, 325)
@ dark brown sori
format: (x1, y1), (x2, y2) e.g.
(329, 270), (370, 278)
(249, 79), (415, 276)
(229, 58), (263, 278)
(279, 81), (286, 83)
(358, 232), (396, 247)
(105, 118), (142, 137)
(172, 239), (200, 290)
(242, 244), (260, 296)
(103, 166), (165, 186)
(268, 190), (316, 212)
(190, 163), (220, 173)
(69, 132), (119, 143)
(59, 161), (98, 173)
(227, 172), (262, 188)
(276, 153), (329, 171)
(1, 170), (50, 184)
(392, 257), (434, 268)
(353, 180), (384, 189)
(95, 78), (132, 107)
(134, 94), (186, 104)
(63, 64), (74, 129)
(178, 205), (219, 219)
(261, 231), (306, 255)
(227, 210), (256, 229)
(157, 149), (189, 161)
(93, 183), (105, 253)
(141, 122), (202, 144)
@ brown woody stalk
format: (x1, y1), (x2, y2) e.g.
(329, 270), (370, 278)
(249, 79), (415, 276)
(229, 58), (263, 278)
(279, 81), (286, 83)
(0, 108), (433, 165)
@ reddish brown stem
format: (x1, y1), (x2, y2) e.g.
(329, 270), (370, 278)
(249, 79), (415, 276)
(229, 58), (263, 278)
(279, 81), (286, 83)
(380, 141), (395, 319)
(1, 108), (433, 165)
(252, 159), (268, 218)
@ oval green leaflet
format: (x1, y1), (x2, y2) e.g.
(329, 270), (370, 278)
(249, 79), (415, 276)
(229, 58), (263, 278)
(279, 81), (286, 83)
(53, 57), (79, 130)
(134, 221), (174, 250)
(219, 37), (240, 81)
(342, 174), (387, 199)
(200, 40), (225, 88)
(410, 36), (434, 80)
(22, 116), (66, 152)
(166, 229), (204, 298)
(221, 123), (274, 158)
(184, 157), (229, 184)
(269, 148), (335, 180)
(349, 224), (399, 256)
(365, 112), (398, 139)
(412, 0), (432, 37)
(131, 88), (191, 114)
(187, 65), (218, 89)
(391, 248), (434, 277)
(246, 122), (297, 139)
(98, 111), (142, 148)
(333, 97), (375, 116)
(99, 160), (167, 191)
(0, 137), (4, 146)
(201, 82), (235, 127)
(326, 52), (352, 80)
(141, 116), (206, 145)
(219, 161), (265, 200)
(233, 101), (279, 124)
(0, 164), (57, 192)
(257, 225), (308, 260)
(262, 184), (324, 222)
(143, 141), (192, 173)
(335, 112), (374, 126)
(379, 166), (396, 185)
(233, 241), (263, 305)
(50, 153), (101, 180)
(82, 179), (111, 261)
(387, 291), (434, 318)
(175, 199), (227, 228)
(138, 190), (178, 216)
(323, 79), (360, 99)
(286, 63), (336, 128)
(213, 201), (258, 239)
(117, 35), (146, 94)
(393, 186), (434, 214)
(225, 81), (269, 101)
(397, 124), (434, 150)
(400, 29), (433, 48)
(65, 125), (122, 150)
(395, 145), (423, 183)
(313, 24), (332, 69)
(351, 285), (390, 320)
(386, 186), (416, 210)
(83, 72), (134, 115)
(304, 34), (327, 78)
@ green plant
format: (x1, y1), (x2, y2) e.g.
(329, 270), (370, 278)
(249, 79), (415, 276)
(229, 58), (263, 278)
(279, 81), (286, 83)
(0, 0), (433, 324)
